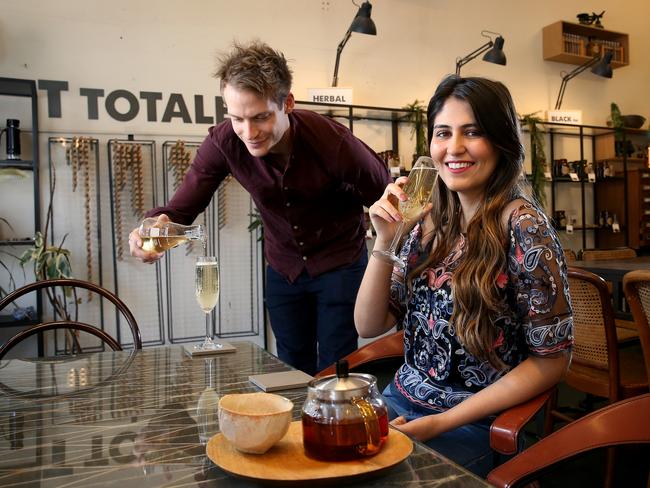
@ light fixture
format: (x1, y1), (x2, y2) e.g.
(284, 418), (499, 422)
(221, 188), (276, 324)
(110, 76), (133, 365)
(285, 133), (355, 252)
(554, 52), (613, 110)
(331, 1), (377, 87)
(455, 30), (507, 76)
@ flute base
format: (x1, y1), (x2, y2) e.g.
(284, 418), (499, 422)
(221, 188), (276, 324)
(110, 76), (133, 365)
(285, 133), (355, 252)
(184, 341), (236, 357)
(372, 249), (406, 269)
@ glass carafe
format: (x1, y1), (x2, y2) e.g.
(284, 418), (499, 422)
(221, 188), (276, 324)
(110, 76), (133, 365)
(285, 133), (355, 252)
(138, 217), (205, 252)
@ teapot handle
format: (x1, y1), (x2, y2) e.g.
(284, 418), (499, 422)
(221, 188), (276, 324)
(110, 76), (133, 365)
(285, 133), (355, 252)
(351, 397), (382, 456)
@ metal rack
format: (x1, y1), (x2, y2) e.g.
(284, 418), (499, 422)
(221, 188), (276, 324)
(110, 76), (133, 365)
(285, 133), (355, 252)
(0, 78), (42, 340)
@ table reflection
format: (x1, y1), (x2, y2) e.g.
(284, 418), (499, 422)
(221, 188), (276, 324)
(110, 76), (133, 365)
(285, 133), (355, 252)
(0, 343), (488, 487)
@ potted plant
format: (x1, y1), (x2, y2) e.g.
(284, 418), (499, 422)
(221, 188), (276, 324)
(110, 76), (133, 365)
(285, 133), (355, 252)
(403, 100), (428, 164)
(521, 112), (547, 206)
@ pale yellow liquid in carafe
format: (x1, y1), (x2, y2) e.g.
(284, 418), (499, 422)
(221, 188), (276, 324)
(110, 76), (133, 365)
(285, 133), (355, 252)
(141, 236), (189, 252)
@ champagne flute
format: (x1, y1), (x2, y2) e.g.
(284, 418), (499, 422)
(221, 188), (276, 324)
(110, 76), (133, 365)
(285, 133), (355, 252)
(194, 256), (221, 352)
(372, 156), (438, 268)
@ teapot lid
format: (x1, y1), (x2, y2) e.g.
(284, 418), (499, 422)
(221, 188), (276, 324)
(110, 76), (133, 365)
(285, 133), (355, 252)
(308, 360), (376, 399)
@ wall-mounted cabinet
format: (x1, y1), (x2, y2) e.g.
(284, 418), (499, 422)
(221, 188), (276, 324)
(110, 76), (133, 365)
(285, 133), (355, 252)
(542, 21), (629, 68)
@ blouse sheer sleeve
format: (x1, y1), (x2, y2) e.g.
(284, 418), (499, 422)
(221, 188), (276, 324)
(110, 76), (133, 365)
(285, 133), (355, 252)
(507, 204), (574, 356)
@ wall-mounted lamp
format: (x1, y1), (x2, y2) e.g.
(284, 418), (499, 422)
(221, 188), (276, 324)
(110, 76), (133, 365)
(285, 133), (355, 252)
(554, 52), (613, 110)
(332, 1), (377, 87)
(455, 30), (506, 76)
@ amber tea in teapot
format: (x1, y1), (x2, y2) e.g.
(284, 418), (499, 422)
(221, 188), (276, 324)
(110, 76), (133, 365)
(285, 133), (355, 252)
(301, 360), (388, 461)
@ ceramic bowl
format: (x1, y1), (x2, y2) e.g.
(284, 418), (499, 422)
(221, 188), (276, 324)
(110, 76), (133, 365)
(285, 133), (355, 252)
(621, 115), (646, 129)
(218, 392), (293, 454)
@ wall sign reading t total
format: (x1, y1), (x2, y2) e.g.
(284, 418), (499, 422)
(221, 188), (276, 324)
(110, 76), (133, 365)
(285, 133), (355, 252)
(37, 79), (226, 124)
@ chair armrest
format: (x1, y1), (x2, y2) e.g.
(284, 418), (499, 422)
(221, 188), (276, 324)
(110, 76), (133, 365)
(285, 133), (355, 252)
(490, 387), (554, 455)
(317, 330), (404, 377)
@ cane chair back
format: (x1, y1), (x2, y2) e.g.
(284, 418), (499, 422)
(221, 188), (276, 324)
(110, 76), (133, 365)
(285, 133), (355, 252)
(623, 270), (650, 380)
(578, 248), (639, 343)
(0, 278), (142, 358)
(560, 267), (646, 401)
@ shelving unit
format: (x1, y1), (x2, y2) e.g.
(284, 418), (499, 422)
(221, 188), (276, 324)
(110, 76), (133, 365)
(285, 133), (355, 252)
(295, 100), (417, 160)
(0, 77), (42, 351)
(542, 21), (629, 68)
(529, 120), (649, 253)
(0, 78), (40, 245)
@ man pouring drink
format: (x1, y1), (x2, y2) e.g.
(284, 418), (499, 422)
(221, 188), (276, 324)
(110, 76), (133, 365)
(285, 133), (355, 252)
(130, 40), (391, 375)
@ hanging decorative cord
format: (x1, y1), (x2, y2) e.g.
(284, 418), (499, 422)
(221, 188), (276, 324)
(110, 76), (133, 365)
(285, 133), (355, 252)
(65, 136), (94, 298)
(168, 140), (195, 254)
(111, 141), (145, 260)
(217, 176), (233, 230)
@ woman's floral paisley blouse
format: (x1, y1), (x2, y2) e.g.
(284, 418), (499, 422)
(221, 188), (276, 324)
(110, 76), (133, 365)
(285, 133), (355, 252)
(389, 203), (573, 412)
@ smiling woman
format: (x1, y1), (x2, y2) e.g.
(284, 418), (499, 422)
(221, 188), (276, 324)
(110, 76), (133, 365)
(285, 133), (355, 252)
(357, 75), (573, 477)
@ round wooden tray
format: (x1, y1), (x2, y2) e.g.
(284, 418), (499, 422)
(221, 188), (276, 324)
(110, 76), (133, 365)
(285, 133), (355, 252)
(206, 420), (413, 483)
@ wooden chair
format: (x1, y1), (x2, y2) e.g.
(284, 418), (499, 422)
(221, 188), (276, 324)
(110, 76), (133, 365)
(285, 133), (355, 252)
(623, 270), (650, 379)
(318, 330), (555, 459)
(0, 278), (142, 358)
(487, 394), (650, 488)
(545, 267), (648, 486)
(579, 247), (639, 343)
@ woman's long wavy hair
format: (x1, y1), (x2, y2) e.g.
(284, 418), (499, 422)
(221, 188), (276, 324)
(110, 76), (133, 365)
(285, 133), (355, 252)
(410, 75), (531, 369)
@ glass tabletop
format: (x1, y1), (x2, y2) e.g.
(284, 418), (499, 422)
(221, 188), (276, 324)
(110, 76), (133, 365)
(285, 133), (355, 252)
(0, 343), (488, 487)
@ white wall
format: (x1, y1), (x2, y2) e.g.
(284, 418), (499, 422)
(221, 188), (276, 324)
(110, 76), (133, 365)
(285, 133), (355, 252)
(1, 0), (649, 354)
(2, 0), (649, 127)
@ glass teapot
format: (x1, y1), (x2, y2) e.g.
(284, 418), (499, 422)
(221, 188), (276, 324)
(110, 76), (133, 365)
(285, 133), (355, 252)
(301, 360), (388, 461)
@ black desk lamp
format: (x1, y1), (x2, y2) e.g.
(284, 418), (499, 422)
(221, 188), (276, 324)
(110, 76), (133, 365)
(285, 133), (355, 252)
(455, 30), (506, 76)
(332, 1), (377, 87)
(554, 52), (613, 110)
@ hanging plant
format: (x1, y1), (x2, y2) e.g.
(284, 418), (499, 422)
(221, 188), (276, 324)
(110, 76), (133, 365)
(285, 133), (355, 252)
(521, 112), (547, 206)
(403, 100), (428, 164)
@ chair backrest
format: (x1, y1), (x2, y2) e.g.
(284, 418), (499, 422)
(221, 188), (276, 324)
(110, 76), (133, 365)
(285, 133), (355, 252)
(623, 270), (650, 380)
(487, 394), (650, 488)
(317, 330), (404, 390)
(0, 278), (142, 357)
(580, 247), (637, 261)
(566, 267), (620, 400)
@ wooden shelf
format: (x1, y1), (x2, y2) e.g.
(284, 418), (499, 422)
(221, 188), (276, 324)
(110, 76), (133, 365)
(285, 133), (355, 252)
(542, 21), (629, 68)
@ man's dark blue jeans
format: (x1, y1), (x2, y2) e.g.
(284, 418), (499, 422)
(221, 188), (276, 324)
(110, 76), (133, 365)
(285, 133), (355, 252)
(265, 253), (368, 375)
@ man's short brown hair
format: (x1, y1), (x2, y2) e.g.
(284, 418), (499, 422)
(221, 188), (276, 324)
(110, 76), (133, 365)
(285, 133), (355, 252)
(214, 40), (293, 107)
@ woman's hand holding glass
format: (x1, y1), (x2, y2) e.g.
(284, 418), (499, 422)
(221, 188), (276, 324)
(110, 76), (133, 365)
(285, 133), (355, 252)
(371, 156), (437, 268)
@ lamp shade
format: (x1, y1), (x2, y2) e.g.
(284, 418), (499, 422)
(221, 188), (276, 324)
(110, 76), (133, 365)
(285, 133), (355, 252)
(482, 36), (506, 66)
(591, 51), (613, 78)
(332, 1), (377, 86)
(350, 2), (376, 35)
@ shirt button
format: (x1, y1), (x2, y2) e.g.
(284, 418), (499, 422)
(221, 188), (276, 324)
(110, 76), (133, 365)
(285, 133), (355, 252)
(286, 202), (291, 207)
(299, 242), (304, 246)
(293, 225), (298, 230)
(283, 186), (289, 191)
(302, 256), (307, 261)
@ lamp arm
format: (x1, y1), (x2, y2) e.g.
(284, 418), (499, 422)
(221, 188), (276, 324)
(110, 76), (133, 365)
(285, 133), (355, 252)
(553, 56), (600, 110)
(455, 41), (493, 75)
(332, 29), (352, 87)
